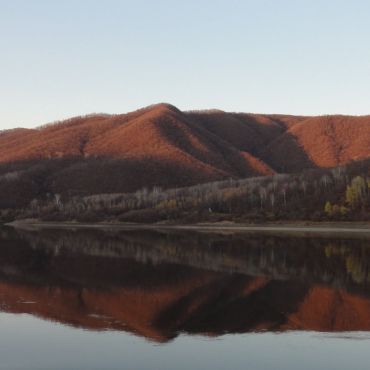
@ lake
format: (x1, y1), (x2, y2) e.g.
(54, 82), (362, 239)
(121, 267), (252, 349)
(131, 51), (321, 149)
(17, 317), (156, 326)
(0, 226), (370, 370)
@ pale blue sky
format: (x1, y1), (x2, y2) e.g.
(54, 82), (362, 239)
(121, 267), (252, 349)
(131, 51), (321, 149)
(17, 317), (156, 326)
(1, 0), (370, 129)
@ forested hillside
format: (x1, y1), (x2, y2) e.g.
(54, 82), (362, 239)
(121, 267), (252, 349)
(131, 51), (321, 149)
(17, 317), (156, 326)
(1, 104), (369, 222)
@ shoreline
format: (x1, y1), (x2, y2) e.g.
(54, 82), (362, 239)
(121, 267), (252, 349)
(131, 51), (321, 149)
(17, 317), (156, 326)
(6, 220), (370, 237)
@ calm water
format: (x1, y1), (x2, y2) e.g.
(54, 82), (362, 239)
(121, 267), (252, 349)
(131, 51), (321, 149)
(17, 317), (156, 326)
(0, 226), (370, 370)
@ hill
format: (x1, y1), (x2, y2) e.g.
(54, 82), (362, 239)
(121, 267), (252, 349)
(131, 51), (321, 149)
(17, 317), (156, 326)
(0, 103), (369, 215)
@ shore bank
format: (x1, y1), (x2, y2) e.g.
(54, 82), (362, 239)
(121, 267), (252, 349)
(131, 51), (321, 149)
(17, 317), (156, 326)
(6, 220), (370, 237)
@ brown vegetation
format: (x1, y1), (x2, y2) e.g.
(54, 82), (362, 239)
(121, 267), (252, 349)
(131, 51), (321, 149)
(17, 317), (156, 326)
(1, 104), (369, 222)
(10, 157), (369, 223)
(2, 103), (369, 180)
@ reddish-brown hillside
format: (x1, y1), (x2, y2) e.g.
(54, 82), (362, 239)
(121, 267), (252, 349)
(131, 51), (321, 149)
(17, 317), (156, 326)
(262, 115), (370, 172)
(0, 104), (369, 205)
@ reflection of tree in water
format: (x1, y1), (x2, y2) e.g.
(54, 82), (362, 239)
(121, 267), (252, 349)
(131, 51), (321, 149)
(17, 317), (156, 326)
(0, 227), (370, 339)
(5, 227), (370, 291)
(325, 243), (370, 284)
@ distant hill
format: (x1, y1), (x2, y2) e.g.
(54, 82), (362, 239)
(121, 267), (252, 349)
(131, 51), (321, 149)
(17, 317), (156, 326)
(0, 103), (369, 211)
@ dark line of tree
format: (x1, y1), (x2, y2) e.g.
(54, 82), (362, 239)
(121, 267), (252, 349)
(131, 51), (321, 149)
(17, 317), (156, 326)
(3, 158), (369, 224)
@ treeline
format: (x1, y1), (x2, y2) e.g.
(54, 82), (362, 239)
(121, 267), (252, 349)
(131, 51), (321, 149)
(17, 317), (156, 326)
(9, 158), (370, 223)
(0, 156), (203, 220)
(37, 113), (112, 131)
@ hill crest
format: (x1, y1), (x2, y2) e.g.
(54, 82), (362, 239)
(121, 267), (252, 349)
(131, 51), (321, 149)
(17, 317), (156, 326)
(0, 103), (369, 205)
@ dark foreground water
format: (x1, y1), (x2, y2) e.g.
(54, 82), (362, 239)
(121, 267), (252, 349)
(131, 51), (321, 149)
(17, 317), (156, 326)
(1, 226), (370, 370)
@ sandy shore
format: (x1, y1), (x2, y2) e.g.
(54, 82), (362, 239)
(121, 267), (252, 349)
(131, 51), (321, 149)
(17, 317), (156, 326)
(6, 220), (370, 237)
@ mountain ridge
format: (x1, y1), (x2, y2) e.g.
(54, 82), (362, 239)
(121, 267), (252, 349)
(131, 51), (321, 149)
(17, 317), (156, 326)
(2, 103), (369, 169)
(0, 103), (369, 212)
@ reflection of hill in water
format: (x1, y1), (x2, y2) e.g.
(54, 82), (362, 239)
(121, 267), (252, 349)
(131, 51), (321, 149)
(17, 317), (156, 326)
(0, 227), (370, 342)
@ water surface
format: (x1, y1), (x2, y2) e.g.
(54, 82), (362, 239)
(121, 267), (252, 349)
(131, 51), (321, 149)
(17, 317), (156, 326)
(0, 227), (370, 369)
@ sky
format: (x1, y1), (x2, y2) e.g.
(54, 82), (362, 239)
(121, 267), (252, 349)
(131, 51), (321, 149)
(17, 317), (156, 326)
(1, 0), (370, 129)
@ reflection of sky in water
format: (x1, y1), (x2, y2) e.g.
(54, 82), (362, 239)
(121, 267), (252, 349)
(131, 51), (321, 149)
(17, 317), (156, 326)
(0, 313), (370, 370)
